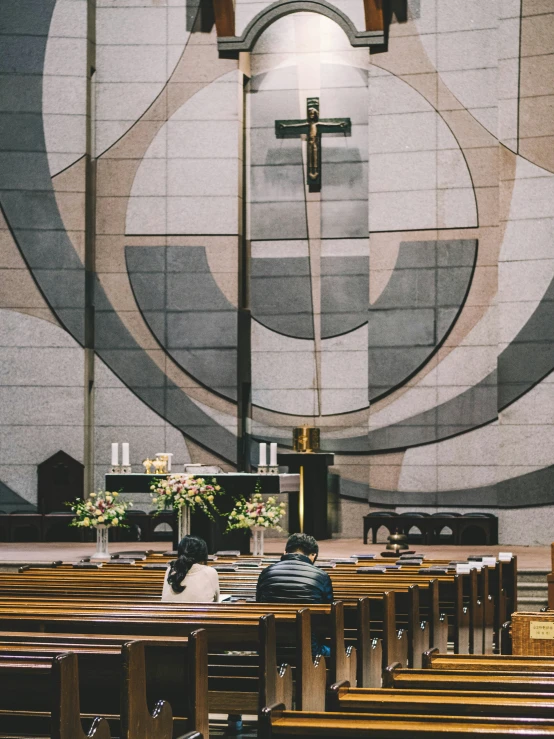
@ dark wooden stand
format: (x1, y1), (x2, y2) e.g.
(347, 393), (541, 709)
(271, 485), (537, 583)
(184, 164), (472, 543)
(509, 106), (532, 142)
(277, 453), (334, 539)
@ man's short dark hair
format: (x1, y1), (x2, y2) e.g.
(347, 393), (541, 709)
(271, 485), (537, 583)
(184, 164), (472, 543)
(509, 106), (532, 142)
(285, 533), (319, 556)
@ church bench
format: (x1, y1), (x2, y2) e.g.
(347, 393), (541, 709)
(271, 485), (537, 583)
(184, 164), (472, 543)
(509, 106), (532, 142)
(0, 561), (483, 656)
(0, 634), (208, 739)
(259, 705), (554, 739)
(423, 647), (554, 672)
(0, 568), (451, 658)
(0, 568), (459, 666)
(383, 663), (554, 692)
(0, 651), (112, 739)
(0, 593), (404, 674)
(0, 604), (361, 713)
(328, 684), (554, 719)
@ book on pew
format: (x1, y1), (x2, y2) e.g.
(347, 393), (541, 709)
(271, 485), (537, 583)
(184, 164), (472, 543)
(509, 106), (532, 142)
(333, 558), (359, 564)
(397, 559), (425, 565)
(73, 562), (103, 568)
(143, 563), (169, 570)
(357, 566), (389, 573)
(419, 567), (449, 574)
(355, 553), (376, 559)
(106, 559), (136, 565)
(215, 550), (241, 556)
(214, 565), (239, 572)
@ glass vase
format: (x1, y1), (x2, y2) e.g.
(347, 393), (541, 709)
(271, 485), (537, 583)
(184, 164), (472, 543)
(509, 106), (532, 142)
(92, 524), (110, 561)
(251, 526), (265, 557)
(177, 505), (191, 541)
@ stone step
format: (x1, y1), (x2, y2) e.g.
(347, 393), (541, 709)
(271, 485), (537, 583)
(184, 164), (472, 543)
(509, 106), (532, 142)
(518, 569), (550, 582)
(517, 586), (548, 601)
(516, 596), (548, 612)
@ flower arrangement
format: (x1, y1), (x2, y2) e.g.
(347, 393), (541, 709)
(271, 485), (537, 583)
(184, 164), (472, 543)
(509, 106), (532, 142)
(150, 474), (222, 519)
(227, 488), (286, 531)
(66, 491), (131, 528)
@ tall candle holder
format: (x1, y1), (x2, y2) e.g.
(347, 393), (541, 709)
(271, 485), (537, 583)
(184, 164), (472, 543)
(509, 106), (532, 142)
(110, 465), (122, 474)
(258, 465), (279, 475)
(120, 465), (131, 474)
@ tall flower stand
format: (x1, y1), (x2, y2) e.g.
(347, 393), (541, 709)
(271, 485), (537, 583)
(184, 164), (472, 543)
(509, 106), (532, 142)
(177, 505), (191, 541)
(251, 526), (265, 557)
(91, 524), (110, 561)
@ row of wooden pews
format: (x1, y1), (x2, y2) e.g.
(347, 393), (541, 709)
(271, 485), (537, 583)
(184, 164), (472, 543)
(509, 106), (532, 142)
(0, 633), (205, 739)
(0, 548), (525, 738)
(260, 607), (554, 738)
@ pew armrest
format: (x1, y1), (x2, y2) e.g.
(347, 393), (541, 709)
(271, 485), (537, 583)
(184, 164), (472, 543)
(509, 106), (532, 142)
(382, 661), (402, 688)
(328, 680), (350, 711)
(422, 646), (440, 668)
(259, 703), (286, 739)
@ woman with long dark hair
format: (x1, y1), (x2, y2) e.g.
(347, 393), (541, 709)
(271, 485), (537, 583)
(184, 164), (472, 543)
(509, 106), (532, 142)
(161, 535), (220, 602)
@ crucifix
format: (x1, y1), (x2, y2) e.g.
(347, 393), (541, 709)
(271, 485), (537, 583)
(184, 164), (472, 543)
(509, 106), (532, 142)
(275, 97), (351, 191)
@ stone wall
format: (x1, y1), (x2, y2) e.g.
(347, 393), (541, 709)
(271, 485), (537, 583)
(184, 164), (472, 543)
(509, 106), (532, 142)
(1, 1), (554, 543)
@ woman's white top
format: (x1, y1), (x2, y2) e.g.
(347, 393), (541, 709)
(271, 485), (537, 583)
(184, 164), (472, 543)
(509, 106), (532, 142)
(161, 562), (220, 603)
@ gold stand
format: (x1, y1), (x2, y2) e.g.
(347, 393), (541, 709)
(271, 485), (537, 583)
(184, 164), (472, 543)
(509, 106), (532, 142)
(299, 465), (304, 532)
(292, 426), (320, 453)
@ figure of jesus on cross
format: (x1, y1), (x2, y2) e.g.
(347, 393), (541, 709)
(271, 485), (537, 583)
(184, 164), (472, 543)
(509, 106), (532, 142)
(275, 97), (351, 191)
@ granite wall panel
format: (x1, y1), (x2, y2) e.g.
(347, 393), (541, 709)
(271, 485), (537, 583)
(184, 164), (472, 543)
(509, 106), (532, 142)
(1, 0), (554, 542)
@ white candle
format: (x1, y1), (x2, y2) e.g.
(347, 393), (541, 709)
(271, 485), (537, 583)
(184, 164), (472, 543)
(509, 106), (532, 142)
(122, 442), (130, 467)
(259, 442), (267, 467)
(111, 443), (119, 466)
(269, 442), (277, 467)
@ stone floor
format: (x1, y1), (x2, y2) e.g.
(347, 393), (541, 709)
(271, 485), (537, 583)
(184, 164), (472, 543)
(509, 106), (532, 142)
(0, 540), (550, 569)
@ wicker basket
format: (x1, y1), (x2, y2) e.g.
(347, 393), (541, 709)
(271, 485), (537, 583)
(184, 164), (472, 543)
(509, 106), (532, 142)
(512, 611), (554, 656)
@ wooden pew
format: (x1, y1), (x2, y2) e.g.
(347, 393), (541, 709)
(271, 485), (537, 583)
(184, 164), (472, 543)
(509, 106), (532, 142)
(0, 557), (473, 656)
(259, 705), (554, 739)
(0, 652), (112, 739)
(0, 633), (208, 739)
(384, 662), (554, 692)
(423, 647), (554, 672)
(328, 684), (554, 719)
(0, 562), (461, 653)
(0, 595), (396, 679)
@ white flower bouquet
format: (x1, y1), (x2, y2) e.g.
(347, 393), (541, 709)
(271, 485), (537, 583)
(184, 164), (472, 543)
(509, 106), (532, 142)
(66, 491), (131, 528)
(150, 474), (222, 519)
(227, 490), (286, 531)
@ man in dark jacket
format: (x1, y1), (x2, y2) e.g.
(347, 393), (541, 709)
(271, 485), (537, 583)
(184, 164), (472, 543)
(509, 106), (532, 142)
(256, 533), (333, 603)
(256, 533), (333, 657)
